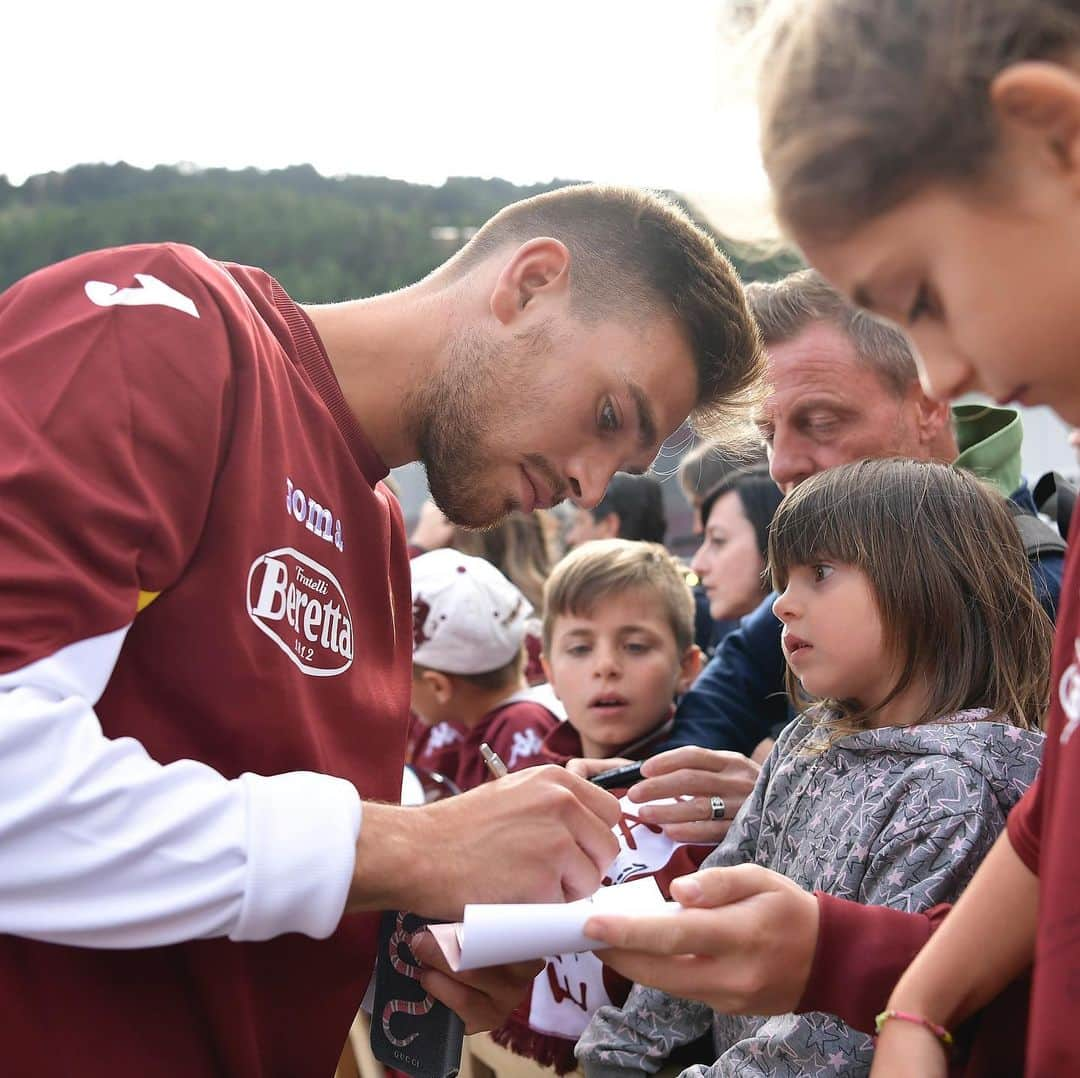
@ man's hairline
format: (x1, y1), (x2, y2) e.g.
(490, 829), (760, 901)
(760, 316), (917, 407)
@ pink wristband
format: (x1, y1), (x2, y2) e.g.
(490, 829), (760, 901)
(874, 1009), (954, 1048)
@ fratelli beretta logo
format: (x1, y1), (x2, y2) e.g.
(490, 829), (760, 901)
(247, 547), (354, 676)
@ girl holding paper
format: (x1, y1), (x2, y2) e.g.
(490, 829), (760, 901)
(575, 459), (1046, 1077)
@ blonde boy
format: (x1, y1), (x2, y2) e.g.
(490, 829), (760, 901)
(539, 539), (702, 764)
(410, 549), (559, 791)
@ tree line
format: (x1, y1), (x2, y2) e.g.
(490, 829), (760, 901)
(0, 162), (800, 301)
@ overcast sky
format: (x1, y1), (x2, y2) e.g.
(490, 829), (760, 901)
(4, 0), (771, 234)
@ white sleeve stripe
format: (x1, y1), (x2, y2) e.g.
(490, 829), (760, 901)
(0, 633), (362, 947)
(0, 625), (131, 703)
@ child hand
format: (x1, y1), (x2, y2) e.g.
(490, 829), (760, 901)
(582, 863), (819, 1015)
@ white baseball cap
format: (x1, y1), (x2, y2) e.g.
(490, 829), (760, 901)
(411, 549), (534, 675)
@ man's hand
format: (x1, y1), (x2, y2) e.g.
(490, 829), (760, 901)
(408, 930), (541, 1033)
(625, 746), (761, 843)
(582, 864), (819, 1016)
(349, 765), (621, 920)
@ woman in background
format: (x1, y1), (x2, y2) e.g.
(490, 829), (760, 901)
(691, 466), (783, 625)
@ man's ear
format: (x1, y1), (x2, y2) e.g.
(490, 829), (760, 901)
(991, 61), (1080, 183)
(908, 384), (952, 450)
(490, 237), (572, 326)
(676, 644), (704, 694)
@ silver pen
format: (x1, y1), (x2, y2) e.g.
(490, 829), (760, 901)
(479, 741), (508, 779)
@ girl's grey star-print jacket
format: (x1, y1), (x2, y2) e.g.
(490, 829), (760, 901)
(576, 708), (1043, 1078)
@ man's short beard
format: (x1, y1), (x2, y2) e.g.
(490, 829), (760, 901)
(408, 327), (513, 529)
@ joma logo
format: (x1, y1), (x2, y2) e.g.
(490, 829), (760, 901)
(286, 477), (344, 551)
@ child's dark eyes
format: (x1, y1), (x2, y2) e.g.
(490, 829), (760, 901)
(812, 564), (834, 583)
(625, 641), (652, 655)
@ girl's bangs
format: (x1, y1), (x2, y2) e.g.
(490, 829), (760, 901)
(768, 483), (865, 588)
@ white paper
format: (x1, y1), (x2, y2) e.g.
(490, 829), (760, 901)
(428, 876), (674, 971)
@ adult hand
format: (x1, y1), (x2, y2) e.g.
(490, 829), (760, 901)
(869, 1020), (948, 1078)
(350, 766), (621, 920)
(408, 929), (541, 1033)
(627, 746), (760, 843)
(583, 863), (819, 1016)
(409, 500), (455, 552)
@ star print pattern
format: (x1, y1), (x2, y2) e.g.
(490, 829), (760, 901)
(576, 708), (1043, 1078)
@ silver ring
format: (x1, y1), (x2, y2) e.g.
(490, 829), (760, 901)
(709, 796), (726, 821)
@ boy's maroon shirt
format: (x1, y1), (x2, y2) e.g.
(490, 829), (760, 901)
(539, 707), (677, 768)
(408, 714), (466, 774)
(408, 696), (558, 792)
(454, 695), (560, 789)
(0, 244), (412, 1075)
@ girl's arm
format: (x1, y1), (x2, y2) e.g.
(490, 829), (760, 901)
(870, 831), (1038, 1077)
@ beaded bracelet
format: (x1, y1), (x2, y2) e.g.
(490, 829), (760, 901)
(874, 1009), (954, 1048)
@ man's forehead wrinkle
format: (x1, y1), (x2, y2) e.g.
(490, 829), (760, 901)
(765, 356), (869, 406)
(769, 348), (857, 377)
(788, 397), (858, 423)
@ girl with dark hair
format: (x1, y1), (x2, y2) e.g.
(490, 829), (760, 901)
(577, 459), (1049, 1077)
